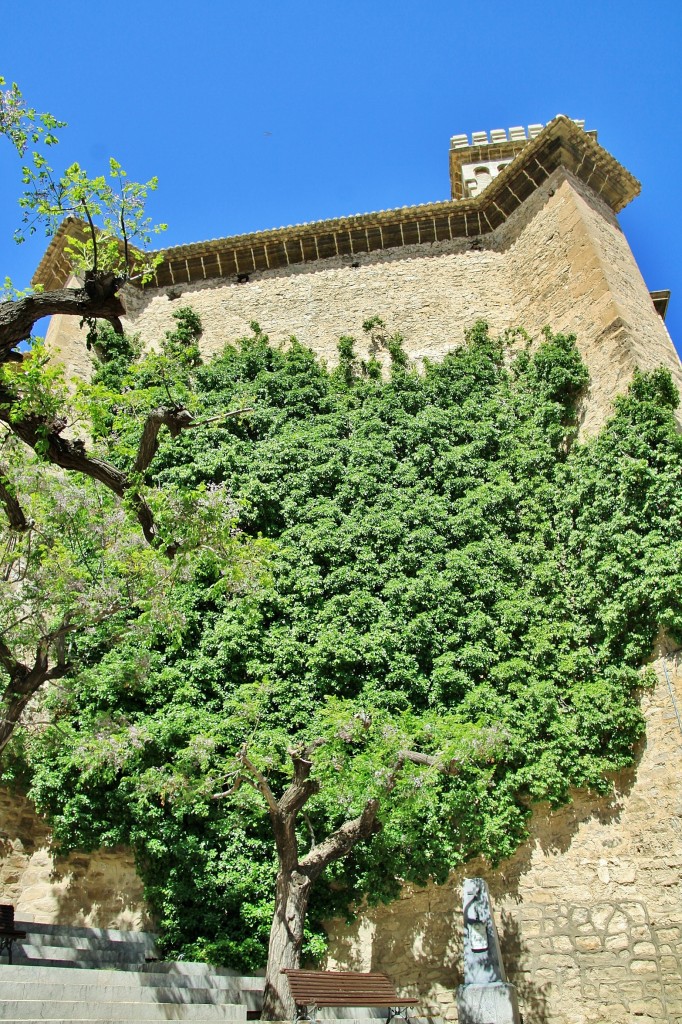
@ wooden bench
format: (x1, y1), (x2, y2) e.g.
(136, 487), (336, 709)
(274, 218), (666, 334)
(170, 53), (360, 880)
(281, 968), (414, 1022)
(0, 904), (26, 965)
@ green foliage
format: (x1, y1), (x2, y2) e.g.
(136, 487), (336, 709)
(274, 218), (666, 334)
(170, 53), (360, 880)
(1, 76), (166, 284)
(0, 340), (70, 455)
(0, 76), (63, 158)
(88, 322), (142, 393)
(20, 158), (166, 283)
(162, 307), (203, 368)
(18, 319), (682, 971)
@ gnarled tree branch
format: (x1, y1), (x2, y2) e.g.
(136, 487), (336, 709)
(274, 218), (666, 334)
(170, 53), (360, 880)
(0, 284), (125, 362)
(134, 407), (195, 473)
(0, 632), (69, 752)
(237, 746), (282, 818)
(0, 394), (158, 544)
(0, 467), (27, 530)
(300, 797), (380, 880)
(400, 748), (461, 775)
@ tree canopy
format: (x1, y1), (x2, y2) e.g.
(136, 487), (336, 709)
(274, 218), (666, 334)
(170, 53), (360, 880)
(11, 316), (682, 1000)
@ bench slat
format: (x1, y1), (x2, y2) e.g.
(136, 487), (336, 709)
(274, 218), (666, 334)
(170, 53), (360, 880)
(282, 969), (413, 1008)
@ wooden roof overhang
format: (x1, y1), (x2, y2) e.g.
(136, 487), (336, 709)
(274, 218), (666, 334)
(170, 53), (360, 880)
(32, 115), (640, 293)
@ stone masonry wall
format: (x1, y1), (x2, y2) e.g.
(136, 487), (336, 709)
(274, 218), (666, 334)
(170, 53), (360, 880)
(324, 653), (682, 1024)
(45, 168), (682, 438)
(501, 170), (682, 434)
(0, 786), (150, 929)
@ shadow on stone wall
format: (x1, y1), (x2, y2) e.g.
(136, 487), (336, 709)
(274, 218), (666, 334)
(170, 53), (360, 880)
(499, 910), (550, 1024)
(0, 785), (150, 929)
(48, 845), (151, 929)
(325, 739), (644, 1022)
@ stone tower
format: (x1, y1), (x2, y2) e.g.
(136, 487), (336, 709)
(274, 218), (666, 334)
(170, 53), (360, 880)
(5, 115), (681, 1024)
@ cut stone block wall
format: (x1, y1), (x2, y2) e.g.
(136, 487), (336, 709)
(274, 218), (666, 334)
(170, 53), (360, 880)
(0, 786), (149, 929)
(45, 168), (682, 438)
(324, 654), (682, 1024)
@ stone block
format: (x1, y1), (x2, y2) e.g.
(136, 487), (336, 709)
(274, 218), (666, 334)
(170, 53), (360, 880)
(575, 935), (602, 952)
(631, 959), (658, 974)
(604, 933), (630, 952)
(631, 999), (664, 1016)
(618, 981), (644, 999)
(606, 910), (629, 934)
(633, 941), (657, 956)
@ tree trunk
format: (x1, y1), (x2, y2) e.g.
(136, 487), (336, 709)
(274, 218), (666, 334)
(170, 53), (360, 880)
(262, 866), (312, 1021)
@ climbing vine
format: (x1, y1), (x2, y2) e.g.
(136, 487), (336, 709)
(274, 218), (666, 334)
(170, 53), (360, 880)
(14, 317), (682, 969)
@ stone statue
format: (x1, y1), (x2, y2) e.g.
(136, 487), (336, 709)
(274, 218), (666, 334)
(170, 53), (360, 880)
(457, 878), (521, 1024)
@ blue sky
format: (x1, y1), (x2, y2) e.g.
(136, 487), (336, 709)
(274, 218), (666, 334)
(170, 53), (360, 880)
(1, 0), (681, 353)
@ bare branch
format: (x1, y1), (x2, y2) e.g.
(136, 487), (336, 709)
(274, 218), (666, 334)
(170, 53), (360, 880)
(0, 631), (71, 753)
(211, 776), (243, 801)
(237, 746), (282, 817)
(81, 198), (98, 274)
(300, 798), (380, 879)
(134, 407), (195, 474)
(188, 409), (253, 428)
(277, 745), (322, 817)
(121, 210), (130, 278)
(303, 812), (316, 849)
(400, 749), (461, 776)
(0, 636), (27, 680)
(0, 397), (159, 545)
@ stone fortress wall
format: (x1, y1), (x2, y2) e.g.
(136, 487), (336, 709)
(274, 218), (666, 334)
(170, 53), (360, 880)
(4, 118), (681, 1022)
(47, 167), (681, 438)
(0, 786), (148, 931)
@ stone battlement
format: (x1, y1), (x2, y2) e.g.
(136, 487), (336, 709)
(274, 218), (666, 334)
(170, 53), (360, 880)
(450, 118), (587, 149)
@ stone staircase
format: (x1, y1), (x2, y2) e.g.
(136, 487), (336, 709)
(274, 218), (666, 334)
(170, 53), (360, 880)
(0, 921), (264, 1023)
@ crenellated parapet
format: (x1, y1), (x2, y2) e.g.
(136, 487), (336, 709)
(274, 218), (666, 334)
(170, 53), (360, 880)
(449, 118), (594, 198)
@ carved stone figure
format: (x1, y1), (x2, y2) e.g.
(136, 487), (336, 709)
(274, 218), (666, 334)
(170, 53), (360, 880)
(457, 878), (520, 1024)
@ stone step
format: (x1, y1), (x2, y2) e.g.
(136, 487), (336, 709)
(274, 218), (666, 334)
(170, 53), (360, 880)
(0, 963), (260, 990)
(0, 980), (242, 1005)
(15, 923), (158, 948)
(0, 1000), (246, 1020)
(5, 956), (151, 970)
(15, 931), (159, 954)
(139, 963), (258, 980)
(11, 943), (152, 964)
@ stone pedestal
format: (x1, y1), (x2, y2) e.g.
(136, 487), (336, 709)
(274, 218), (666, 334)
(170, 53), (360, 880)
(456, 982), (521, 1024)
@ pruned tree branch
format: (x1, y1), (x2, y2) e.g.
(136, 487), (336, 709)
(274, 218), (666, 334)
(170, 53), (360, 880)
(237, 746), (282, 818)
(134, 406), (254, 473)
(0, 600), (127, 753)
(0, 384), (249, 550)
(400, 748), (461, 775)
(0, 394), (158, 544)
(300, 797), (380, 879)
(134, 407), (195, 474)
(0, 630), (70, 752)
